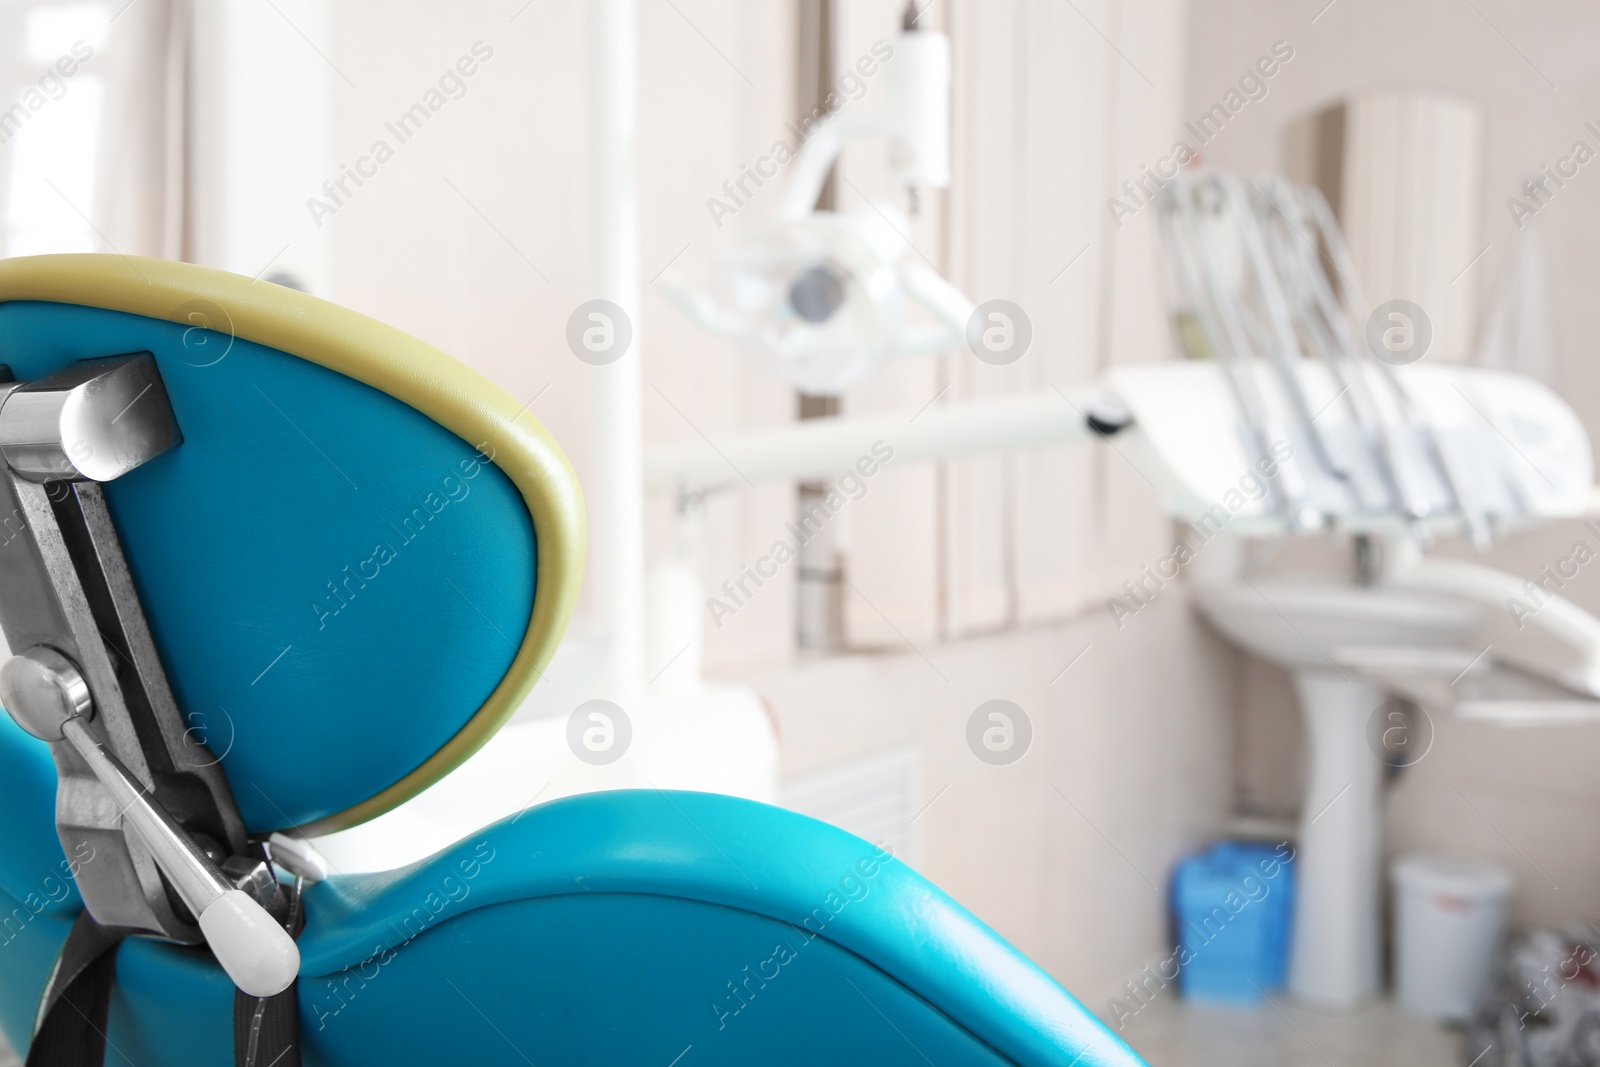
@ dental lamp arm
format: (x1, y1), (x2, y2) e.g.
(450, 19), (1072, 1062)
(777, 111), (871, 221)
(778, 26), (952, 220)
(898, 258), (973, 332)
(656, 267), (749, 338)
(645, 386), (1102, 495)
(895, 323), (963, 355)
(886, 259), (975, 355)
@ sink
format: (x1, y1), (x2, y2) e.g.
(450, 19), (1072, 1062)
(1195, 579), (1480, 1008)
(1197, 581), (1480, 670)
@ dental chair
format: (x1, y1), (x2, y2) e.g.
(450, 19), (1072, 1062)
(0, 255), (1144, 1066)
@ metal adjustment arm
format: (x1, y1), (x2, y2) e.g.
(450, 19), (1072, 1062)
(0, 356), (291, 992)
(0, 647), (297, 996)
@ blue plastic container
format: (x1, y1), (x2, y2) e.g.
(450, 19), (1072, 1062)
(1169, 840), (1296, 1004)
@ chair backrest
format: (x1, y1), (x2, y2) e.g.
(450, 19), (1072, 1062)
(0, 254), (584, 835)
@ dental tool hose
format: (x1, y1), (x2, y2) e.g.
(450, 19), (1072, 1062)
(0, 646), (300, 998)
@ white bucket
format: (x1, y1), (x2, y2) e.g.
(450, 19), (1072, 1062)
(1392, 855), (1513, 1021)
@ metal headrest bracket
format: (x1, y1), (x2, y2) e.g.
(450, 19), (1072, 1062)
(0, 355), (298, 997)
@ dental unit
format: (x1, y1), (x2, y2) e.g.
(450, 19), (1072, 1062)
(656, 16), (1600, 1022)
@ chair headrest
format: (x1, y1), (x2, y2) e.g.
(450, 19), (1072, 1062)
(0, 254), (584, 835)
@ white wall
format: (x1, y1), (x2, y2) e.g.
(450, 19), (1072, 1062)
(748, 587), (1236, 1003)
(320, 0), (799, 669)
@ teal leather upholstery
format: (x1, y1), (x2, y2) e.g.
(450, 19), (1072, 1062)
(289, 790), (1144, 1067)
(0, 715), (76, 1051)
(0, 710), (1143, 1066)
(0, 301), (534, 830)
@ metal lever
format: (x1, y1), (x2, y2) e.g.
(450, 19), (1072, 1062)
(266, 832), (329, 884)
(0, 646), (298, 997)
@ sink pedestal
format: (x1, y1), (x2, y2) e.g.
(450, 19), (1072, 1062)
(1287, 670), (1383, 1007)
(1196, 578), (1480, 1009)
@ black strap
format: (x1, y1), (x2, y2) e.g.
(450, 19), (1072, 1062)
(26, 880), (306, 1067)
(233, 981), (300, 1067)
(25, 911), (126, 1067)
(233, 877), (304, 1067)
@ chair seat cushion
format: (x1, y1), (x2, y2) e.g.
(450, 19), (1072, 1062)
(283, 790), (1144, 1067)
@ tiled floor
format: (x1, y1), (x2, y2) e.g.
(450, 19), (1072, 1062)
(0, 996), (1465, 1067)
(1119, 994), (1464, 1066)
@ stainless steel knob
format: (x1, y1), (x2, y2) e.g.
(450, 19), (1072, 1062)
(0, 646), (92, 741)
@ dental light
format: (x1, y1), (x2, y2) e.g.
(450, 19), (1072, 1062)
(700, 208), (906, 395)
(663, 17), (976, 395)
